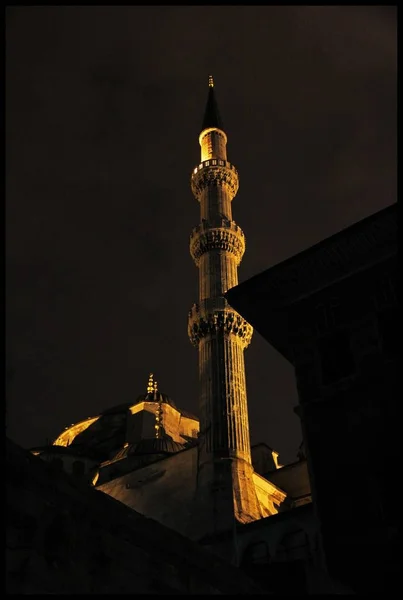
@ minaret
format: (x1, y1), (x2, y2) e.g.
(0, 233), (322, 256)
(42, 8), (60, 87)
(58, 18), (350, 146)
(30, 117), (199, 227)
(188, 76), (263, 537)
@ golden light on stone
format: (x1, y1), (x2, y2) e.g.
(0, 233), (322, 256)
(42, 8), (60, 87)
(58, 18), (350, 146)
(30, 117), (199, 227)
(53, 416), (100, 447)
(186, 76), (284, 529)
(147, 373), (154, 394)
(129, 402), (145, 415)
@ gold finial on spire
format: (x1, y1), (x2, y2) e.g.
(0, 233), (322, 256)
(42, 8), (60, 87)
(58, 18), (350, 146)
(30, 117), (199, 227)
(153, 380), (158, 393)
(147, 373), (154, 394)
(208, 74), (214, 88)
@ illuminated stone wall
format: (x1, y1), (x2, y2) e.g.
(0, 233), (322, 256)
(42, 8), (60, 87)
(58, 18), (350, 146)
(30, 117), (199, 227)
(97, 446), (199, 539)
(158, 403), (198, 443)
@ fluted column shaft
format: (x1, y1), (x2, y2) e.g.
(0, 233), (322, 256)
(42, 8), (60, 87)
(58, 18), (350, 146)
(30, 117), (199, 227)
(198, 333), (252, 463)
(189, 126), (256, 477)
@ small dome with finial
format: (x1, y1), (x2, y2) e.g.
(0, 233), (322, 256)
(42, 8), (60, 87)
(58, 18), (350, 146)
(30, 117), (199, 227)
(133, 372), (177, 409)
(48, 372), (197, 463)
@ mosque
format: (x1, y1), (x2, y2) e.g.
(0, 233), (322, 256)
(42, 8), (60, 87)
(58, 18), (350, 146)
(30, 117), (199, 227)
(24, 73), (398, 595)
(30, 76), (311, 542)
(29, 76), (394, 593)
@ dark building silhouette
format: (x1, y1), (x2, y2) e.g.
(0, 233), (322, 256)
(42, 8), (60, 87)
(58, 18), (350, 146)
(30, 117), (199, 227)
(6, 437), (263, 594)
(226, 203), (398, 594)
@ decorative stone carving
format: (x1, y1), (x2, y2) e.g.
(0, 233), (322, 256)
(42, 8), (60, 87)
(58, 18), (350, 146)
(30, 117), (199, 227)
(188, 304), (253, 349)
(191, 164), (239, 201)
(190, 223), (245, 266)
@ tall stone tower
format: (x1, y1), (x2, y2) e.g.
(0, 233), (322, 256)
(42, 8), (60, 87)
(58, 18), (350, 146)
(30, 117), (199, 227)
(188, 76), (263, 538)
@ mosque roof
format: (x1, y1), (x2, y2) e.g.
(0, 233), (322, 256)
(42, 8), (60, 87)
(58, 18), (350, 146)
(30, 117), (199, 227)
(100, 395), (197, 421)
(46, 373), (198, 463)
(130, 373), (198, 420)
(113, 438), (186, 461)
(132, 390), (177, 409)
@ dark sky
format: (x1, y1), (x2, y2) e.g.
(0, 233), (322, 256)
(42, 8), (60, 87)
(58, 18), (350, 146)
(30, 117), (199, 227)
(6, 6), (397, 464)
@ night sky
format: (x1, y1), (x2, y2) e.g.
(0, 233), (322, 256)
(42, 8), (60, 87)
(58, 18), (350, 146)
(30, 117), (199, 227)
(6, 6), (396, 463)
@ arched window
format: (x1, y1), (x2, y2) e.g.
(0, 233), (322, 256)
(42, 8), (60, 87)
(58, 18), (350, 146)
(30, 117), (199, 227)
(242, 540), (270, 567)
(240, 541), (271, 592)
(276, 529), (311, 562)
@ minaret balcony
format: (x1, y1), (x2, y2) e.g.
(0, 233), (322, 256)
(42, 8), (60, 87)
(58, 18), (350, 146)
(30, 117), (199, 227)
(187, 300), (253, 348)
(192, 159), (237, 175)
(191, 160), (239, 201)
(189, 220), (246, 266)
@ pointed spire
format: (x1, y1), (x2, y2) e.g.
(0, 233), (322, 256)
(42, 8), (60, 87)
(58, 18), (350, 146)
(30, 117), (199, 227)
(202, 74), (224, 132)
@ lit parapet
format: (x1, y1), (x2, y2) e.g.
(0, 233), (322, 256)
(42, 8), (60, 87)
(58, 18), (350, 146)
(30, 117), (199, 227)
(128, 402), (146, 415)
(53, 415), (100, 447)
(272, 451), (282, 469)
(252, 472), (287, 517)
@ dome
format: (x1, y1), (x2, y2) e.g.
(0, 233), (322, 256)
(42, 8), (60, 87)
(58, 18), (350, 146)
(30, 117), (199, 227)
(133, 372), (177, 409)
(51, 374), (197, 462)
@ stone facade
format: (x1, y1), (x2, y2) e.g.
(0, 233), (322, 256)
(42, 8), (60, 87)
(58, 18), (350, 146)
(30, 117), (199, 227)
(98, 447), (199, 539)
(96, 444), (286, 541)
